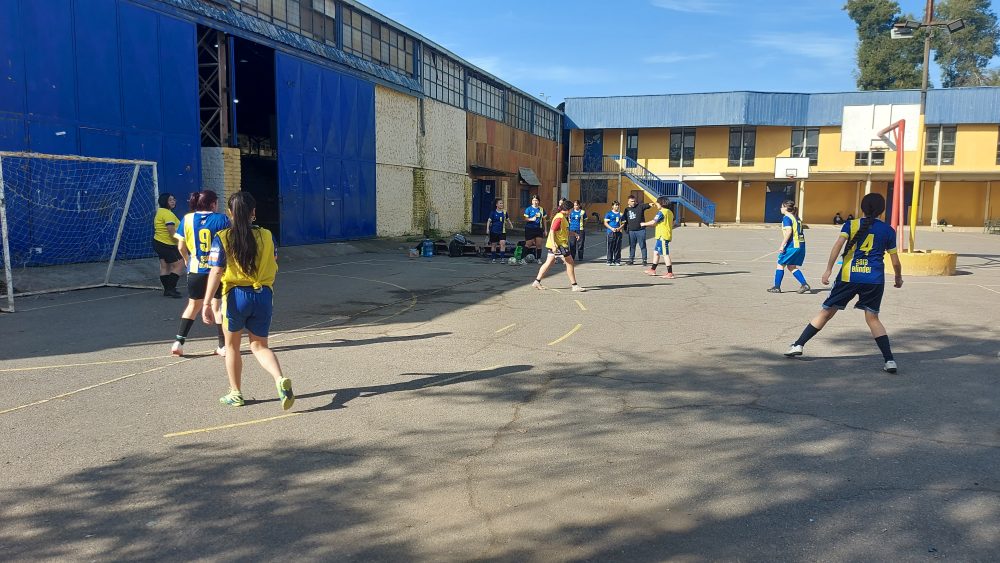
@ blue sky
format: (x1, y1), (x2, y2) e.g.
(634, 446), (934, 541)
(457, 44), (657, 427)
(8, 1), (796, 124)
(361, 0), (966, 104)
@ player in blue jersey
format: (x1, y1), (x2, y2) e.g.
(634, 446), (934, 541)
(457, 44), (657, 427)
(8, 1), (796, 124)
(604, 201), (623, 266)
(486, 199), (513, 263)
(568, 200), (587, 261)
(523, 195), (547, 261)
(784, 193), (904, 373)
(171, 190), (231, 357)
(768, 200), (811, 294)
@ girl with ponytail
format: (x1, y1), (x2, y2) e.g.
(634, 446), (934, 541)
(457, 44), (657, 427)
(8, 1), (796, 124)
(784, 193), (904, 373)
(202, 191), (294, 410)
(768, 200), (810, 294)
(171, 190), (230, 357)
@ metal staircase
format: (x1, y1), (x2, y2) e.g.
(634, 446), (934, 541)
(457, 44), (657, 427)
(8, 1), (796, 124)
(612, 156), (716, 225)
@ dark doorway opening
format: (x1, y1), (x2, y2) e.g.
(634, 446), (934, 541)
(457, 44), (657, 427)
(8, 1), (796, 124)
(886, 181), (913, 224)
(472, 179), (497, 224)
(232, 37), (279, 239)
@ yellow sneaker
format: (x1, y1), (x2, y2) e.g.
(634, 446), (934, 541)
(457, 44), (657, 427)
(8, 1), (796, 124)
(277, 378), (294, 410)
(219, 389), (244, 407)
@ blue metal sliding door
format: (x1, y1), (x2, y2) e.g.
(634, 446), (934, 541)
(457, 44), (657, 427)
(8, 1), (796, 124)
(275, 52), (376, 245)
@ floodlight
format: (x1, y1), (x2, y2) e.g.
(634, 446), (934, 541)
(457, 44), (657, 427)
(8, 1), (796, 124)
(891, 28), (915, 39)
(946, 18), (966, 33)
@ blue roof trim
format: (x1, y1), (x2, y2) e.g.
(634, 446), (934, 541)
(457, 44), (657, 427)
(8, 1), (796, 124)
(564, 88), (1000, 129)
(151, 0), (421, 93)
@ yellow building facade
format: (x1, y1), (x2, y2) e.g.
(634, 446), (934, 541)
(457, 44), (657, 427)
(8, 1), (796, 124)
(564, 90), (1000, 227)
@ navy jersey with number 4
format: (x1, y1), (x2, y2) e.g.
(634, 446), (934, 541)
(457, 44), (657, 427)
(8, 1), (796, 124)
(176, 212), (231, 274)
(839, 218), (897, 284)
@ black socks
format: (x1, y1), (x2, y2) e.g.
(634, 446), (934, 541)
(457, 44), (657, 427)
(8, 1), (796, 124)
(667, 265), (673, 274)
(176, 318), (195, 343)
(794, 323), (820, 346)
(874, 335), (894, 361)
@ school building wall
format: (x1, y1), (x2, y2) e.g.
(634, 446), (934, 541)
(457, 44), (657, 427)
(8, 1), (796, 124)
(570, 123), (1000, 227)
(468, 114), (560, 213)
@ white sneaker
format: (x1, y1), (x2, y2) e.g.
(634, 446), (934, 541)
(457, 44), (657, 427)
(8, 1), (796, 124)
(883, 360), (897, 373)
(571, 285), (587, 292)
(215, 347), (227, 357)
(784, 344), (803, 357)
(171, 341), (183, 357)
(531, 280), (545, 290)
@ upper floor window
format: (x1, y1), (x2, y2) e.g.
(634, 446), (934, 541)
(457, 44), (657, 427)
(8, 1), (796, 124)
(533, 107), (558, 141)
(625, 129), (638, 161)
(728, 126), (756, 166)
(925, 126), (956, 165)
(467, 75), (504, 122)
(855, 151), (885, 166)
(791, 128), (819, 165)
(506, 93), (532, 132)
(422, 50), (464, 108)
(235, 0), (337, 46)
(669, 128), (695, 167)
(341, 5), (415, 76)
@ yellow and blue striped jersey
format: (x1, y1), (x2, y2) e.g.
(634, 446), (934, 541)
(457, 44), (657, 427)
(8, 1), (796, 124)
(782, 215), (805, 249)
(839, 219), (897, 283)
(176, 211), (230, 274)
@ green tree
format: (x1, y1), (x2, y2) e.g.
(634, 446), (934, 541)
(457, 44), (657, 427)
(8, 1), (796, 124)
(932, 0), (1000, 86)
(844, 0), (924, 90)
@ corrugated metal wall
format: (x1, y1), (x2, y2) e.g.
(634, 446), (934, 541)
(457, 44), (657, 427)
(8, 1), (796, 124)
(275, 52), (376, 245)
(0, 0), (200, 200)
(564, 88), (1000, 130)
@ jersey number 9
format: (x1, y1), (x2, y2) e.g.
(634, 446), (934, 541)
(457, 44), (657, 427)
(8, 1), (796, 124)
(198, 229), (212, 252)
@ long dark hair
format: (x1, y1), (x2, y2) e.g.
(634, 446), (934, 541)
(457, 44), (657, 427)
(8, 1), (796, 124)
(843, 193), (886, 258)
(781, 200), (798, 216)
(158, 193), (174, 209)
(188, 190), (219, 212)
(227, 192), (259, 276)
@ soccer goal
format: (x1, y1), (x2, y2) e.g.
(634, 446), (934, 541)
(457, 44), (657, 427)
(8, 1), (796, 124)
(0, 152), (160, 312)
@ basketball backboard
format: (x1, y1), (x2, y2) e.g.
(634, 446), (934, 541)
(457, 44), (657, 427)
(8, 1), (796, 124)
(841, 104), (919, 151)
(774, 157), (810, 180)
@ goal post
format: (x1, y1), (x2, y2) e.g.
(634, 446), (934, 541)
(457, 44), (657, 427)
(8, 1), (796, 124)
(0, 152), (160, 312)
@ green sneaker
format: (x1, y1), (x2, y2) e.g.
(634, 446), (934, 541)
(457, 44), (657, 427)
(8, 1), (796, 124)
(277, 377), (294, 410)
(219, 389), (244, 407)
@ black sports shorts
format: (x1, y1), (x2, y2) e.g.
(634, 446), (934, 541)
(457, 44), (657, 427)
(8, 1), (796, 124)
(153, 240), (182, 263)
(187, 272), (222, 300)
(822, 279), (885, 314)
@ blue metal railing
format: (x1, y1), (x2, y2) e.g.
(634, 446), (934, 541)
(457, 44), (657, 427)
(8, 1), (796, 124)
(611, 155), (716, 225)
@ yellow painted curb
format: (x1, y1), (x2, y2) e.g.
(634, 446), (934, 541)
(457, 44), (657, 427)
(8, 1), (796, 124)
(895, 250), (958, 277)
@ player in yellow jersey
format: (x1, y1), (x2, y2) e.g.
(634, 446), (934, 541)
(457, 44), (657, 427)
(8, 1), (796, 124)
(202, 192), (294, 409)
(152, 193), (184, 297)
(641, 196), (676, 279)
(531, 200), (586, 292)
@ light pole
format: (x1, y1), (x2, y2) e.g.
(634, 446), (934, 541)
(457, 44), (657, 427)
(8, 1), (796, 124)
(892, 1), (965, 250)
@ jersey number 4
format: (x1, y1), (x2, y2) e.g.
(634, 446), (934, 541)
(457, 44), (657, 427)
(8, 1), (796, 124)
(858, 234), (875, 254)
(198, 229), (212, 252)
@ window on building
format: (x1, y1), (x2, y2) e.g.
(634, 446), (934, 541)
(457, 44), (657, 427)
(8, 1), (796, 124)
(925, 126), (957, 165)
(791, 128), (819, 165)
(728, 126), (755, 166)
(625, 129), (638, 161)
(467, 74), (504, 122)
(235, 0), (337, 46)
(854, 151), (886, 166)
(669, 128), (695, 167)
(341, 5), (414, 76)
(533, 106), (558, 141)
(421, 49), (464, 108)
(506, 93), (532, 132)
(581, 179), (608, 204)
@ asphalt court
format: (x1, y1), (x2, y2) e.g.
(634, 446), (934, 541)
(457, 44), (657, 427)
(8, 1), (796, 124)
(1, 226), (998, 561)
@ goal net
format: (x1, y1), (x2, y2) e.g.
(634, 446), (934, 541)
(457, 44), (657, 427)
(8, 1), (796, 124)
(0, 152), (159, 312)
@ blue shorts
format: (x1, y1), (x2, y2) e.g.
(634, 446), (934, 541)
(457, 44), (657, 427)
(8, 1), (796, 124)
(223, 286), (274, 337)
(654, 238), (670, 254)
(777, 246), (805, 266)
(823, 280), (885, 314)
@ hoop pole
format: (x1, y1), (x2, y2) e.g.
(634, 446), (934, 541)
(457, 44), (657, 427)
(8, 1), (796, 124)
(104, 164), (141, 286)
(897, 121), (906, 252)
(0, 156), (15, 312)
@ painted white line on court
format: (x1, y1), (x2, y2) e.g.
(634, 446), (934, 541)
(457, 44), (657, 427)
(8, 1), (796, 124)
(751, 251), (778, 262)
(495, 323), (517, 334)
(15, 290), (153, 313)
(165, 413), (302, 438)
(548, 324), (583, 346)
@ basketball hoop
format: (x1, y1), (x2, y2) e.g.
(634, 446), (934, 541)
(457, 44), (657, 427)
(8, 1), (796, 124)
(785, 168), (798, 180)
